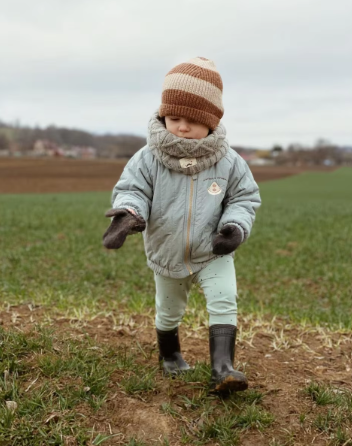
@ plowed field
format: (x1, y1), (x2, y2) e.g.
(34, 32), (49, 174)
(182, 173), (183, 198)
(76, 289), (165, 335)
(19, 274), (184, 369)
(0, 157), (334, 193)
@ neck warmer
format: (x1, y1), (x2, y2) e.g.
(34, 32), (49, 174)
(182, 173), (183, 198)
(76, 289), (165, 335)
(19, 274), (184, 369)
(147, 111), (229, 175)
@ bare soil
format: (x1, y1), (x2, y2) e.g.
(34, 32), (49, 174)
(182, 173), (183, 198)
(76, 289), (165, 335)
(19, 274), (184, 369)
(0, 157), (126, 193)
(0, 157), (335, 193)
(1, 305), (351, 445)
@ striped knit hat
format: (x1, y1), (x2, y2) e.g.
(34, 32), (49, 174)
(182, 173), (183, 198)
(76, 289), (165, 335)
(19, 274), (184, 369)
(159, 57), (224, 131)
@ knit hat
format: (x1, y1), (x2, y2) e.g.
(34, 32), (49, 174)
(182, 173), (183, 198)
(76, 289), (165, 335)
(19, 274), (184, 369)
(159, 57), (224, 131)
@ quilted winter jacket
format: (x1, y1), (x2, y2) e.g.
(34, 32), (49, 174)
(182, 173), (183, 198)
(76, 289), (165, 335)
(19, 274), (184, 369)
(111, 146), (261, 278)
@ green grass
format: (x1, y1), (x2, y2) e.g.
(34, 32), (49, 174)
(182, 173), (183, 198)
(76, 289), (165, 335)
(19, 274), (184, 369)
(162, 387), (273, 446)
(0, 191), (154, 317)
(1, 167), (351, 328)
(303, 382), (352, 445)
(119, 367), (158, 394)
(235, 167), (352, 328)
(0, 324), (275, 445)
(0, 326), (155, 445)
(2, 168), (351, 444)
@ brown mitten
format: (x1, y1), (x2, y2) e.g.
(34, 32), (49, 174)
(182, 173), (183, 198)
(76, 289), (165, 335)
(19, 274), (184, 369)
(102, 209), (146, 249)
(212, 225), (243, 255)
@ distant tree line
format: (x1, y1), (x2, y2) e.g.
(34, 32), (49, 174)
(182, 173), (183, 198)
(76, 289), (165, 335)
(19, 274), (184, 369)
(274, 139), (351, 166)
(231, 139), (352, 166)
(0, 120), (351, 164)
(0, 120), (146, 158)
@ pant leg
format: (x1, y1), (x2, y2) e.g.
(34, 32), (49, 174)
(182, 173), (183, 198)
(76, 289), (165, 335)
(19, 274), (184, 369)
(195, 255), (237, 326)
(154, 273), (193, 331)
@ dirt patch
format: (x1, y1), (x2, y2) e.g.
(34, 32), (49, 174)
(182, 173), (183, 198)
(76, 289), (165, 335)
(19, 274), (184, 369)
(116, 401), (171, 439)
(0, 157), (126, 193)
(250, 165), (335, 183)
(0, 157), (336, 193)
(1, 304), (351, 445)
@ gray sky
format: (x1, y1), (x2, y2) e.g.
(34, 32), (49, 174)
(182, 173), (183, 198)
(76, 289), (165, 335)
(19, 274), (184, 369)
(1, 0), (352, 148)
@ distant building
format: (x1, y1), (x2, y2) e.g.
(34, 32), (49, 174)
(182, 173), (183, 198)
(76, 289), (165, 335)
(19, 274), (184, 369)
(231, 146), (274, 165)
(248, 157), (274, 166)
(33, 139), (62, 157)
(78, 146), (97, 159)
(32, 140), (97, 159)
(62, 146), (97, 159)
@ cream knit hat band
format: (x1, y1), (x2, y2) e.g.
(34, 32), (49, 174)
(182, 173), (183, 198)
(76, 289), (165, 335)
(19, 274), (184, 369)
(159, 57), (224, 130)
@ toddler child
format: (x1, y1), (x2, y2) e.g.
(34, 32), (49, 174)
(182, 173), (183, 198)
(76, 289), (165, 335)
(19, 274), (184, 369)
(103, 57), (261, 392)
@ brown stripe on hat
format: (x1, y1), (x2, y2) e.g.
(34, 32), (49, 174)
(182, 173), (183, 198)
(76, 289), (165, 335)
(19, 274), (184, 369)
(163, 73), (224, 111)
(159, 104), (220, 131)
(168, 63), (223, 91)
(161, 89), (223, 120)
(159, 56), (224, 129)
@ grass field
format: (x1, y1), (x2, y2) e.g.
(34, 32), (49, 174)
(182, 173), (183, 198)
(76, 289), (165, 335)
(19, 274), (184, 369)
(1, 167), (351, 327)
(0, 167), (352, 445)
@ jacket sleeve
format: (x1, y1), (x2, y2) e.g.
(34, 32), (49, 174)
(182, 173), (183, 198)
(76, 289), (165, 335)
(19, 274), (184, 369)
(217, 154), (261, 242)
(111, 148), (153, 222)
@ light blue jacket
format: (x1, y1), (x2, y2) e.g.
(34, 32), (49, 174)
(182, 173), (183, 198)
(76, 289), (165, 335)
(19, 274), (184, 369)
(112, 146), (261, 278)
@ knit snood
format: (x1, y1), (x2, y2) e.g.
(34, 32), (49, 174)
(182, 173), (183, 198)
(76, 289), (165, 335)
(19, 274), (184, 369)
(147, 111), (229, 175)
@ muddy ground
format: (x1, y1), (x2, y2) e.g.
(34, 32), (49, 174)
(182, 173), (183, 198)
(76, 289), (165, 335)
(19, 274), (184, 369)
(1, 305), (351, 445)
(0, 157), (335, 194)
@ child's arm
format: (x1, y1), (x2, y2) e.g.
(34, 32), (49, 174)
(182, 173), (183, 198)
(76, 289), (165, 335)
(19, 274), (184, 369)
(217, 155), (261, 243)
(102, 150), (153, 249)
(111, 149), (153, 222)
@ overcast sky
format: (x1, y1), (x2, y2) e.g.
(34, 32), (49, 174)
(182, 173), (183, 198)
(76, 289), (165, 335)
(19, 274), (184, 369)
(1, 0), (351, 148)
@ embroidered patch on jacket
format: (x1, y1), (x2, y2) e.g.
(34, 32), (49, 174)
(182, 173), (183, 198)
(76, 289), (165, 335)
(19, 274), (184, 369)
(179, 158), (197, 168)
(208, 182), (222, 195)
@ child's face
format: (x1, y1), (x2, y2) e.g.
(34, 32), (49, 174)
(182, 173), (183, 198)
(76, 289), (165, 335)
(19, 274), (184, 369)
(165, 116), (210, 140)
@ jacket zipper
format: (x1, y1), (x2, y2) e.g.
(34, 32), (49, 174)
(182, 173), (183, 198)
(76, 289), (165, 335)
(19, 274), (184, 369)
(184, 177), (194, 275)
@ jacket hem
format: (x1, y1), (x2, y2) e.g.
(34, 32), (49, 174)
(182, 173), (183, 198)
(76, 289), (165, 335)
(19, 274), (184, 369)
(147, 259), (187, 278)
(147, 255), (234, 279)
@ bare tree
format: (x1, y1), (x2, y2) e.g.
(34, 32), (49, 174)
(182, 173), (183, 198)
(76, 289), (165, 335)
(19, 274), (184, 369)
(0, 133), (10, 150)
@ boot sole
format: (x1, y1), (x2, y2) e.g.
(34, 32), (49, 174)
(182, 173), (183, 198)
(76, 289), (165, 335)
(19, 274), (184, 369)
(211, 375), (248, 393)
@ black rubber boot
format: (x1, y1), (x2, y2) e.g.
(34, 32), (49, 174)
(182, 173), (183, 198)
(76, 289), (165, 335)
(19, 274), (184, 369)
(156, 327), (191, 376)
(209, 324), (248, 392)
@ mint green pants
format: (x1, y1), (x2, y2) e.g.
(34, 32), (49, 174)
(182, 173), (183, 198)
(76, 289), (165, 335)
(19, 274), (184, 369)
(154, 255), (237, 331)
